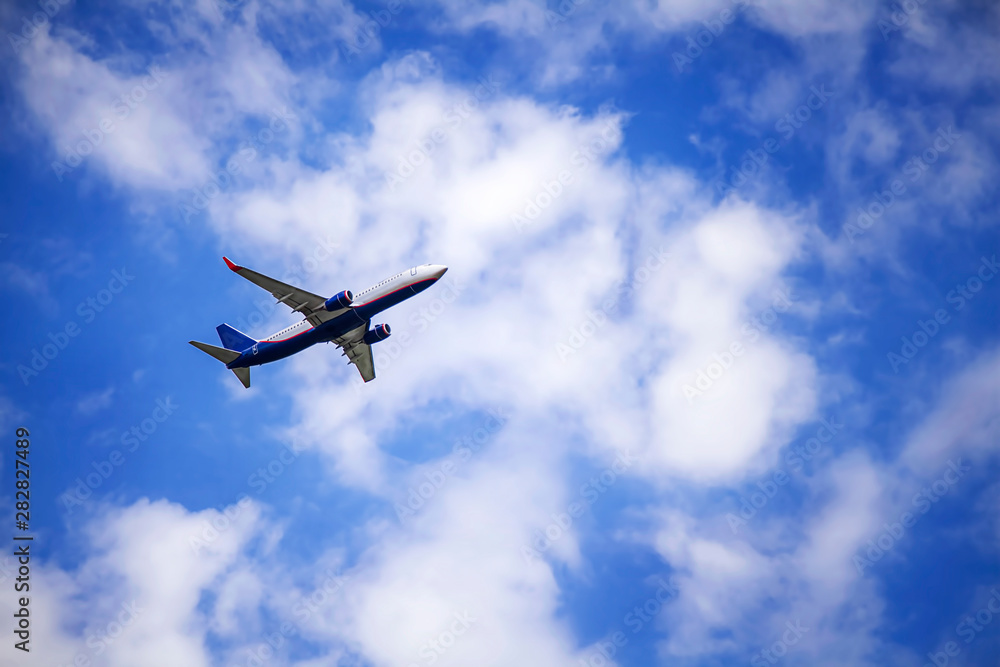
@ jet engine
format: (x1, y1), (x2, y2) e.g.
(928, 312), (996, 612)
(324, 290), (353, 311)
(363, 323), (391, 344)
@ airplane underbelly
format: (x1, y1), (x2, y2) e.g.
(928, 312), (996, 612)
(314, 309), (367, 341)
(248, 309), (369, 365)
(353, 289), (414, 320)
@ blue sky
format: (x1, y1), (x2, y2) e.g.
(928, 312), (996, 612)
(1, 0), (999, 665)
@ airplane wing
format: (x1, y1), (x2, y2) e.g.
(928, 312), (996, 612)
(223, 257), (346, 327)
(334, 324), (376, 382)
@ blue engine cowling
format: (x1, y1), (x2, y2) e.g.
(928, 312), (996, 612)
(324, 290), (353, 311)
(363, 323), (391, 345)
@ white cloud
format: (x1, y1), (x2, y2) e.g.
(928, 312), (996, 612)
(141, 51), (821, 665)
(76, 386), (115, 415)
(0, 395), (27, 436)
(899, 346), (1000, 474)
(644, 346), (1000, 664)
(646, 451), (888, 664)
(886, 6), (1000, 92)
(827, 106), (903, 181)
(425, 0), (878, 85)
(0, 499), (266, 667)
(0, 261), (57, 312)
(190, 60), (821, 496)
(11, 0), (371, 192)
(10, 3), (1000, 665)
(310, 425), (592, 666)
(17, 27), (211, 190)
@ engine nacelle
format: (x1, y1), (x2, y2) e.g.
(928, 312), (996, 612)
(324, 290), (353, 311)
(363, 323), (391, 345)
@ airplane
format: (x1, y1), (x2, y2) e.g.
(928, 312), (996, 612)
(190, 257), (448, 387)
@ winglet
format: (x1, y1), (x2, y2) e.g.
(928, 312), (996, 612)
(223, 256), (241, 272)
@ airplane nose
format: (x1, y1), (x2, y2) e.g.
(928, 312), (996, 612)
(430, 265), (448, 280)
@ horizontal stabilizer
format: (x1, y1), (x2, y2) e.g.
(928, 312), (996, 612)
(231, 367), (251, 388)
(217, 323), (257, 352)
(189, 340), (240, 364)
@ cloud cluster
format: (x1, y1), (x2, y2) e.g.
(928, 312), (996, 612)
(6, 1), (999, 665)
(0, 499), (266, 666)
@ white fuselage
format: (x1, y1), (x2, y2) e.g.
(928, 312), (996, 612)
(260, 264), (447, 342)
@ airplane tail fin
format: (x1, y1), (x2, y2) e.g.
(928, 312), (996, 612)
(216, 324), (257, 352)
(189, 341), (251, 388)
